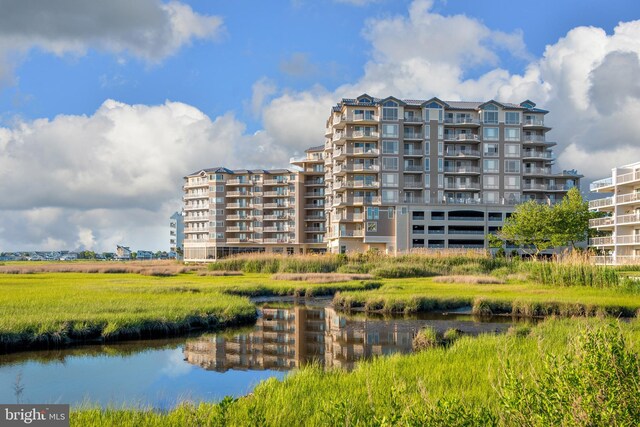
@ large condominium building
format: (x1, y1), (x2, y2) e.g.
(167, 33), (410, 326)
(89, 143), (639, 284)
(589, 162), (640, 265)
(183, 95), (581, 261)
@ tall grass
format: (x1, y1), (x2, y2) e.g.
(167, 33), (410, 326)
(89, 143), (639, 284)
(209, 251), (515, 278)
(0, 260), (203, 276)
(524, 252), (621, 288)
(71, 317), (640, 426)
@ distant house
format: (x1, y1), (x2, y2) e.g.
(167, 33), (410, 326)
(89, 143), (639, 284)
(116, 245), (131, 260)
(136, 250), (153, 260)
(60, 252), (78, 261)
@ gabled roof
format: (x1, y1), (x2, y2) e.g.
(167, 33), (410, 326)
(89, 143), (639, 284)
(420, 97), (449, 108)
(378, 95), (406, 106)
(477, 100), (525, 110)
(185, 167), (233, 177)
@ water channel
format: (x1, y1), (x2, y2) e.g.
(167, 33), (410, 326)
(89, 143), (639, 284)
(0, 298), (533, 410)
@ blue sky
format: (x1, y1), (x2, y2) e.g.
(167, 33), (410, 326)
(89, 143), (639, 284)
(1, 0), (640, 251)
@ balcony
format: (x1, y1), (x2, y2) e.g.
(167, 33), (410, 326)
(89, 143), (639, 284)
(588, 236), (613, 246)
(304, 204), (325, 209)
(522, 183), (571, 191)
(263, 179), (289, 186)
(589, 217), (614, 227)
(263, 226), (291, 232)
(226, 226), (253, 233)
(616, 170), (640, 186)
(227, 203), (253, 209)
(443, 166), (480, 174)
(227, 238), (253, 244)
(522, 151), (554, 160)
(349, 147), (380, 156)
(263, 238), (292, 244)
(444, 182), (481, 191)
(183, 193), (208, 200)
(403, 148), (422, 156)
(443, 133), (480, 142)
(523, 167), (551, 176)
(403, 132), (422, 140)
(333, 196), (381, 206)
(444, 149), (481, 158)
(616, 192), (640, 205)
(336, 213), (364, 222)
(334, 180), (380, 190)
(263, 202), (289, 208)
(523, 119), (546, 127)
(227, 191), (252, 197)
(444, 117), (480, 126)
(589, 177), (614, 192)
(183, 180), (209, 189)
(617, 213), (640, 225)
(263, 214), (290, 220)
(334, 164), (379, 174)
(522, 134), (553, 144)
(403, 165), (423, 173)
(404, 181), (423, 189)
(305, 192), (325, 197)
(588, 197), (614, 209)
(226, 179), (254, 186)
(305, 226), (326, 232)
(351, 131), (379, 139)
(264, 191), (289, 197)
(338, 230), (364, 238)
(184, 204), (209, 211)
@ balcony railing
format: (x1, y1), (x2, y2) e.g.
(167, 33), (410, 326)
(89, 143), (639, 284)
(616, 192), (640, 204)
(589, 197), (614, 209)
(336, 213), (364, 221)
(589, 236), (614, 246)
(444, 117), (480, 125)
(616, 170), (640, 185)
(403, 165), (423, 172)
(523, 167), (551, 175)
(404, 181), (423, 189)
(522, 134), (547, 143)
(403, 132), (422, 139)
(334, 164), (379, 173)
(444, 149), (481, 157)
(351, 131), (379, 139)
(351, 113), (378, 122)
(443, 166), (480, 174)
(589, 177), (614, 191)
(617, 213), (640, 225)
(444, 133), (480, 142)
(592, 255), (640, 265)
(523, 119), (545, 126)
(589, 217), (614, 227)
(522, 151), (553, 160)
(334, 180), (379, 190)
(338, 230), (364, 237)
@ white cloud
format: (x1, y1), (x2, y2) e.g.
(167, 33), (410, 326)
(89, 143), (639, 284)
(279, 52), (318, 78)
(0, 0), (224, 84)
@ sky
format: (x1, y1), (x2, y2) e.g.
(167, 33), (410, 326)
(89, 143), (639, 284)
(1, 0), (640, 252)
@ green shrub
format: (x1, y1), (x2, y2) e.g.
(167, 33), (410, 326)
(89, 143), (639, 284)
(412, 327), (440, 350)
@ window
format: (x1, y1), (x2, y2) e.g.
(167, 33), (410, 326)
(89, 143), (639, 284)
(438, 174), (444, 188)
(505, 176), (521, 189)
(484, 191), (499, 203)
(382, 190), (398, 203)
(367, 222), (378, 232)
(382, 157), (399, 170)
(505, 144), (520, 158)
(215, 209), (224, 215)
(382, 101), (399, 120)
(483, 175), (499, 189)
(505, 111), (520, 125)
(438, 158), (443, 172)
(483, 159), (499, 173)
(505, 192), (521, 203)
(483, 104), (498, 124)
(424, 174), (431, 187)
(382, 173), (398, 187)
(424, 141), (430, 154)
(504, 160), (521, 173)
(424, 158), (430, 172)
(505, 128), (520, 141)
(367, 207), (379, 220)
(438, 125), (444, 139)
(483, 127), (499, 140)
(424, 126), (430, 139)
(483, 143), (499, 157)
(382, 124), (398, 137)
(215, 221), (224, 227)
(437, 141), (443, 155)
(382, 140), (399, 154)
(388, 208), (395, 219)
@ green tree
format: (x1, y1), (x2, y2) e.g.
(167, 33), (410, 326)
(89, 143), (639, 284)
(550, 187), (593, 249)
(496, 200), (553, 255)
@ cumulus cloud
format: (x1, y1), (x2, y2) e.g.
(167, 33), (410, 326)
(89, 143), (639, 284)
(279, 52), (318, 78)
(0, 0), (224, 84)
(0, 99), (289, 252)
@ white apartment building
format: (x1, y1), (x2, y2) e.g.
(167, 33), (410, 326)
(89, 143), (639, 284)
(589, 162), (640, 265)
(183, 95), (581, 261)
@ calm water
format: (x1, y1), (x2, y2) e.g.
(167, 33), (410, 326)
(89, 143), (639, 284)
(0, 299), (531, 409)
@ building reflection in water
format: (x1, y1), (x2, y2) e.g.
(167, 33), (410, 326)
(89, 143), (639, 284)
(184, 305), (506, 372)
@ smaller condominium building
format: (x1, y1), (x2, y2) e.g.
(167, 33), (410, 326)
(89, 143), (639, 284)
(182, 166), (326, 261)
(589, 162), (640, 265)
(169, 211), (184, 254)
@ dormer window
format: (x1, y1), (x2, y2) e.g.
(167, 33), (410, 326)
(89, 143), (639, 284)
(483, 104), (499, 124)
(382, 100), (398, 120)
(358, 97), (372, 104)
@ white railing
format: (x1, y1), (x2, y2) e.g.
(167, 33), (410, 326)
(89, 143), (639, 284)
(351, 131), (379, 138)
(522, 135), (546, 143)
(617, 213), (640, 224)
(522, 151), (553, 159)
(523, 167), (551, 175)
(616, 170), (640, 185)
(444, 149), (481, 157)
(443, 166), (480, 174)
(589, 236), (613, 246)
(589, 217), (614, 227)
(592, 255), (640, 265)
(351, 147), (380, 155)
(444, 117), (480, 125)
(590, 177), (614, 191)
(352, 113), (378, 122)
(523, 119), (545, 126)
(339, 230), (364, 237)
(444, 183), (481, 190)
(404, 132), (422, 139)
(403, 165), (423, 172)
(589, 197), (614, 209)
(444, 133), (480, 141)
(616, 192), (640, 204)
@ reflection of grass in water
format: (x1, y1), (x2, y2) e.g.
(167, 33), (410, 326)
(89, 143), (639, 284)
(71, 317), (640, 426)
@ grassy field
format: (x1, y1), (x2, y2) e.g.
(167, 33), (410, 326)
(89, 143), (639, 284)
(0, 272), (378, 352)
(333, 276), (640, 317)
(71, 317), (640, 426)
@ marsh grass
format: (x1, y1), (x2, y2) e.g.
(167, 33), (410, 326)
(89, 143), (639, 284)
(70, 317), (640, 426)
(271, 273), (373, 283)
(433, 275), (505, 284)
(0, 272), (377, 352)
(0, 261), (203, 276)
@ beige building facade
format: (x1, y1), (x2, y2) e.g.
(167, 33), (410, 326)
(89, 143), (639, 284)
(589, 162), (640, 265)
(183, 95), (580, 261)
